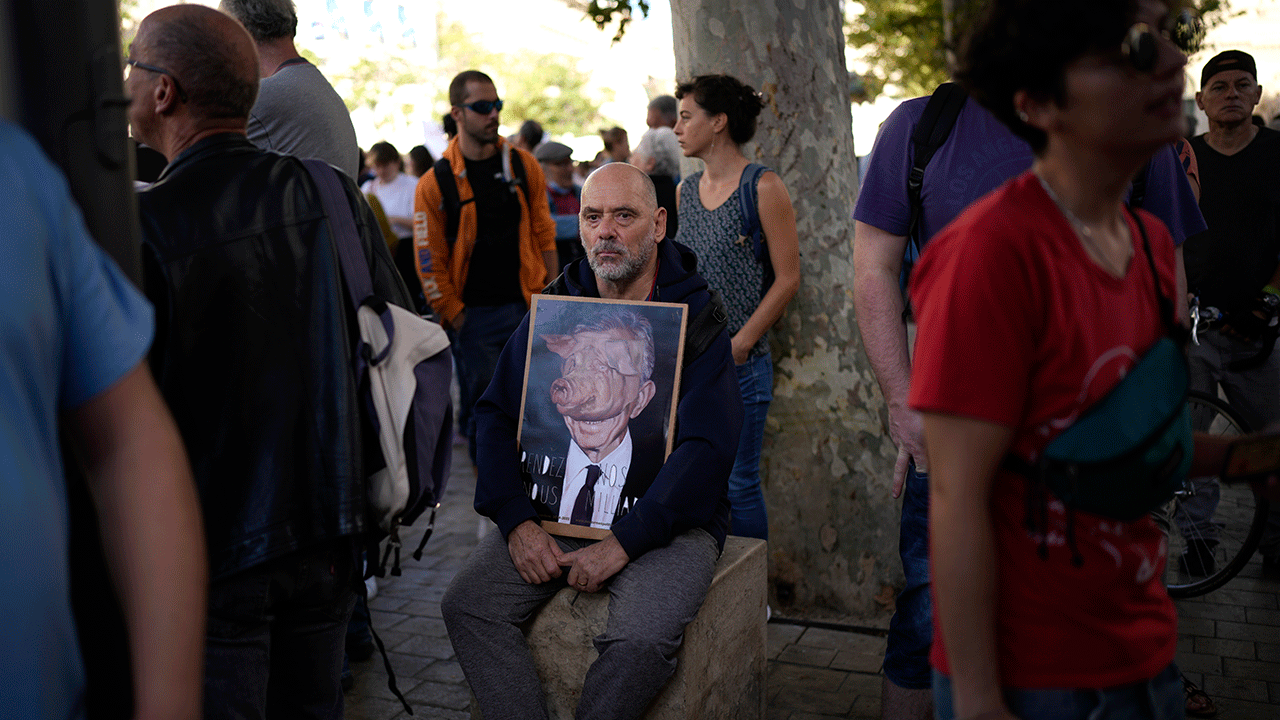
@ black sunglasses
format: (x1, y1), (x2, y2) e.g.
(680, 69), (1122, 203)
(125, 57), (189, 103)
(460, 99), (503, 115)
(1121, 11), (1203, 72)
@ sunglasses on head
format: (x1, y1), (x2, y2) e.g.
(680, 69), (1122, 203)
(461, 99), (503, 114)
(1121, 10), (1203, 72)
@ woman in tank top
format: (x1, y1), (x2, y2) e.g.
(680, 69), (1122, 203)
(672, 74), (800, 541)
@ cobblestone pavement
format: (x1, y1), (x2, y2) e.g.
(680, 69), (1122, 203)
(348, 442), (1280, 719)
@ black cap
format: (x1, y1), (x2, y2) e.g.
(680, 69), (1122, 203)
(1201, 50), (1257, 88)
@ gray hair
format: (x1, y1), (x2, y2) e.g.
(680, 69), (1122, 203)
(648, 95), (678, 123)
(219, 0), (297, 42)
(571, 308), (655, 383)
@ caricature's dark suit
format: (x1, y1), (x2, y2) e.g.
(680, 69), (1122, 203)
(524, 431), (665, 524)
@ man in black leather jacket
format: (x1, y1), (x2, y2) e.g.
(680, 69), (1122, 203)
(127, 6), (410, 717)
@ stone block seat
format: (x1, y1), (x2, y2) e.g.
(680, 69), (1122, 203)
(471, 536), (768, 720)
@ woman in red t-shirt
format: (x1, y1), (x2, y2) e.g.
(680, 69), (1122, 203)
(910, 2), (1236, 719)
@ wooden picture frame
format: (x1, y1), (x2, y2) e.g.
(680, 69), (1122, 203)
(517, 295), (687, 539)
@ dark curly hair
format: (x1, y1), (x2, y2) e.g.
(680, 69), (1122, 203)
(956, 0), (1183, 154)
(675, 74), (765, 146)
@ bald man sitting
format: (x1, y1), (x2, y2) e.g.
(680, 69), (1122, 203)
(441, 164), (744, 720)
(126, 5), (411, 716)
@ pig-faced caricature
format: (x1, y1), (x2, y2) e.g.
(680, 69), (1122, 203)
(539, 308), (663, 529)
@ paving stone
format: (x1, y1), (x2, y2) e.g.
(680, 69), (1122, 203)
(1193, 636), (1257, 660)
(839, 672), (882, 697)
(768, 622), (805, 647)
(1201, 588), (1278, 610)
(1201, 674), (1271, 703)
(767, 708), (793, 720)
(1207, 698), (1280, 720)
(416, 659), (467, 684)
(1271, 682), (1280, 704)
(361, 651), (435, 680)
(1178, 616), (1214, 638)
(1245, 606), (1280, 626)
(791, 714), (847, 720)
(1257, 642), (1280, 663)
(766, 681), (857, 715)
(397, 599), (445, 618)
(1175, 599), (1248, 622)
(391, 633), (457, 660)
(776, 644), (837, 667)
(388, 615), (450, 637)
(344, 695), (411, 720)
(371, 610), (409, 630)
(796, 627), (886, 655)
(1176, 636), (1194, 654)
(1216, 619), (1280, 643)
(1222, 657), (1279, 682)
(349, 667), (423, 701)
(368, 595), (412, 612)
(403, 679), (473, 711)
(851, 695), (882, 719)
(829, 650), (883, 673)
(1171, 652), (1220, 675)
(768, 662), (850, 694)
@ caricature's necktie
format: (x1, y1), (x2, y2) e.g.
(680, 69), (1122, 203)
(571, 465), (603, 526)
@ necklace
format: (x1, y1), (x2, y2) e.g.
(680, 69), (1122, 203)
(1036, 174), (1132, 273)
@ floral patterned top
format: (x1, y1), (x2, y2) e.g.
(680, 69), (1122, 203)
(675, 170), (770, 359)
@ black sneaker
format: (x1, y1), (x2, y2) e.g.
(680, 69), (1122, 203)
(1179, 540), (1217, 576)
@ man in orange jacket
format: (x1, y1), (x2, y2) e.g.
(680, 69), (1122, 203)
(415, 70), (558, 463)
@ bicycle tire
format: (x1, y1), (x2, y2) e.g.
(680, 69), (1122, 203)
(1162, 390), (1271, 598)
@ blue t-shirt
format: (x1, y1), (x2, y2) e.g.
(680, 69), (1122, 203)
(854, 95), (1206, 262)
(0, 121), (154, 719)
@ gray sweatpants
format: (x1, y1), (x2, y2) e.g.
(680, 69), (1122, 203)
(441, 526), (719, 720)
(1184, 329), (1280, 554)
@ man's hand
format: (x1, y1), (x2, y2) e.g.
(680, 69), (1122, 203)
(562, 533), (630, 593)
(507, 520), (566, 584)
(888, 403), (927, 499)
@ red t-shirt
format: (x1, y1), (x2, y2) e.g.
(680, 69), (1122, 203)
(908, 172), (1179, 688)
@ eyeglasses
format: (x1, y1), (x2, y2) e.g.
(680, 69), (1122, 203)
(124, 57), (189, 103)
(460, 99), (503, 115)
(1121, 11), (1203, 73)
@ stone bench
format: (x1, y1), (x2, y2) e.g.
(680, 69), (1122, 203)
(471, 536), (768, 720)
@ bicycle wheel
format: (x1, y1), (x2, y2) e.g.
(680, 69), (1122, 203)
(1160, 390), (1271, 598)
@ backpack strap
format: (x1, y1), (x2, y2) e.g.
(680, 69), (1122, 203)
(1129, 162), (1150, 210)
(433, 157), (471, 251)
(683, 290), (729, 369)
(736, 163), (775, 296)
(906, 82), (968, 258)
(737, 163), (770, 262)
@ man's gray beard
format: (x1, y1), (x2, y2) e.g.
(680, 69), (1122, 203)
(587, 239), (653, 283)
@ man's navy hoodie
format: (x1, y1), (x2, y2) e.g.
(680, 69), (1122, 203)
(472, 239), (744, 559)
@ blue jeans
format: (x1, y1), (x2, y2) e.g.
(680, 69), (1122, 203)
(203, 542), (357, 720)
(453, 302), (528, 464)
(729, 352), (772, 540)
(932, 664), (1184, 720)
(884, 461), (932, 689)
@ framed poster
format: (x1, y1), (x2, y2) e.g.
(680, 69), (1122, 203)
(517, 295), (687, 539)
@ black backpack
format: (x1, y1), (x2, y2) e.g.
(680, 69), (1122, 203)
(433, 146), (528, 249)
(900, 82), (968, 301)
(736, 162), (775, 296)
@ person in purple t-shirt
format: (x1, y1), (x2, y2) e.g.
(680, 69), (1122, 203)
(851, 92), (1205, 720)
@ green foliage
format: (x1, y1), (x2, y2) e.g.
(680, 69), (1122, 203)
(845, 0), (948, 100)
(433, 15), (615, 136)
(846, 0), (1236, 101)
(582, 0), (651, 43)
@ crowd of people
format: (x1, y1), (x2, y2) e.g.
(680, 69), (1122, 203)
(7, 0), (1280, 718)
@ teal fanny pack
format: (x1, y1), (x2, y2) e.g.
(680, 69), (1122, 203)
(1005, 204), (1192, 563)
(1006, 336), (1193, 522)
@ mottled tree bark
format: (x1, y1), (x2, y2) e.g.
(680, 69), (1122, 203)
(671, 0), (901, 620)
